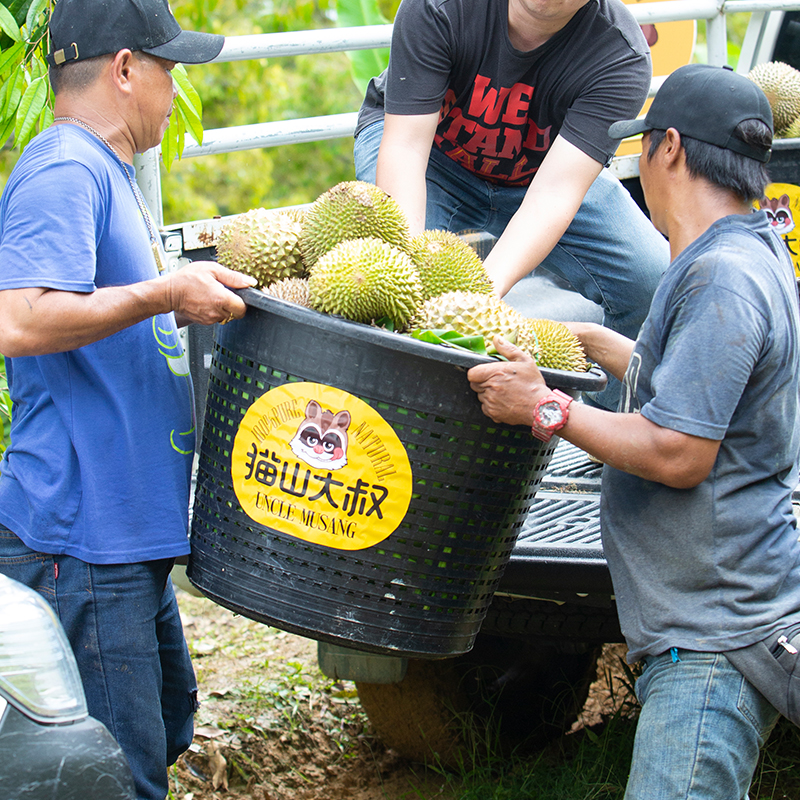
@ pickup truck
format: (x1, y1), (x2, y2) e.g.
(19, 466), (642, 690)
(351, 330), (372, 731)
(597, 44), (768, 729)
(157, 3), (800, 764)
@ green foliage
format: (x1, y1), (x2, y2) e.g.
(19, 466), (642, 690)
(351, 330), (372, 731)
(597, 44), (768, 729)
(0, 0), (203, 166)
(0, 354), (10, 456)
(160, 0), (364, 223)
(335, 0), (390, 96)
(0, 0), (52, 152)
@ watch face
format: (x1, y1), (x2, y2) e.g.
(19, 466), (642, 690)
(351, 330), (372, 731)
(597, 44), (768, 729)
(539, 401), (564, 427)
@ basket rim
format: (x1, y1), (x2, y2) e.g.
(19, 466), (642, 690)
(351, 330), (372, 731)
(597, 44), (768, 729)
(235, 288), (607, 392)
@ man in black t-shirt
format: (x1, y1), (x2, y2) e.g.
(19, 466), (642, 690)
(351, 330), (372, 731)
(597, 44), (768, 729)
(355, 0), (669, 411)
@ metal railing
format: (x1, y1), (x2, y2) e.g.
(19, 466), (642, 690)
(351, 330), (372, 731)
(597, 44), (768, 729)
(139, 0), (800, 225)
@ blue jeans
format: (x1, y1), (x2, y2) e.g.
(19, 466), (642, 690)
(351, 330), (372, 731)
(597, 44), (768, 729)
(626, 650), (780, 800)
(355, 120), (670, 410)
(0, 528), (197, 800)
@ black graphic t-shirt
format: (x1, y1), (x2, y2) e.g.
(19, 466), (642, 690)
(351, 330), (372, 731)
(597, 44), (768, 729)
(357, 0), (651, 186)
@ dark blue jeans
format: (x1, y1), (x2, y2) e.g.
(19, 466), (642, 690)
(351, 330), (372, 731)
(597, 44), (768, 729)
(0, 528), (198, 800)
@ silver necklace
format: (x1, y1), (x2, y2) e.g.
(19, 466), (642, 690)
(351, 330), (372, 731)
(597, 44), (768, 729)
(53, 116), (166, 273)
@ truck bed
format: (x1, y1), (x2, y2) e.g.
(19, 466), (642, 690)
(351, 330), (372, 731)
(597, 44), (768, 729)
(501, 437), (800, 602)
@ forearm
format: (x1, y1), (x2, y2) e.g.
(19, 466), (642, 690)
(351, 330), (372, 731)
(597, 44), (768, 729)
(376, 142), (428, 234)
(468, 338), (719, 490)
(0, 277), (173, 357)
(559, 403), (717, 489)
(375, 112), (438, 236)
(484, 137), (603, 297)
(483, 206), (571, 296)
(0, 261), (255, 358)
(567, 322), (635, 382)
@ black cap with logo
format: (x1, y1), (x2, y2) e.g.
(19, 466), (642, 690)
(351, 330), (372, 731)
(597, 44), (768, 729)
(608, 64), (773, 163)
(47, 0), (224, 67)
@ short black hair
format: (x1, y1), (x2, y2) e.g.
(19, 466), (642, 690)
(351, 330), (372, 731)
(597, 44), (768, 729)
(49, 53), (112, 94)
(646, 119), (772, 202)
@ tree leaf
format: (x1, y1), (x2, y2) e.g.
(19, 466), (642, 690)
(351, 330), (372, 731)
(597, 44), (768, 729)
(14, 74), (47, 145)
(0, 3), (22, 41)
(0, 65), (25, 122)
(174, 93), (202, 147)
(0, 40), (24, 79)
(38, 99), (52, 129)
(0, 106), (16, 146)
(24, 0), (47, 31)
(160, 116), (175, 168)
(172, 64), (203, 144)
(335, 0), (389, 95)
(28, 49), (45, 79)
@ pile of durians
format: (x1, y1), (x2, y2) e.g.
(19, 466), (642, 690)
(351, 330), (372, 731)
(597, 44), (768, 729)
(214, 180), (588, 373)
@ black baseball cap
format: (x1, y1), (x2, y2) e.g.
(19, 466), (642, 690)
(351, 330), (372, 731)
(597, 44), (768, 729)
(47, 0), (224, 67)
(608, 64), (773, 163)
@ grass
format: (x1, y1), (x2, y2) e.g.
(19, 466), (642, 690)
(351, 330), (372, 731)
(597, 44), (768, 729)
(404, 653), (800, 800)
(412, 713), (799, 800)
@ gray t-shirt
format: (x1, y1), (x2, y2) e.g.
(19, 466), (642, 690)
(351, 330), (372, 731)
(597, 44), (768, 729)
(357, 0), (652, 185)
(602, 211), (800, 662)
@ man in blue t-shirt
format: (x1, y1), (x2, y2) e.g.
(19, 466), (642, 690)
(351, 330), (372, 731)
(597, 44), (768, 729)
(468, 64), (800, 798)
(0, 2), (256, 798)
(355, 0), (670, 411)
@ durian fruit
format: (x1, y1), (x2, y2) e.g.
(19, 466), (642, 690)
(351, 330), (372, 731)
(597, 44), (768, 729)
(308, 237), (423, 328)
(783, 114), (800, 140)
(410, 229), (494, 300)
(216, 208), (304, 287)
(408, 290), (523, 351)
(265, 276), (312, 308)
(300, 181), (411, 268)
(747, 61), (800, 135)
(519, 318), (589, 372)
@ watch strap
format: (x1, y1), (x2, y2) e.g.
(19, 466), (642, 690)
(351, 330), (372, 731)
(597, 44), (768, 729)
(531, 388), (574, 443)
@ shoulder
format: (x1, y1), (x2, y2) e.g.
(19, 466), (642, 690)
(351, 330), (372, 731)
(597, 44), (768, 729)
(671, 214), (794, 309)
(4, 125), (114, 197)
(396, 0), (464, 20)
(581, 0), (649, 58)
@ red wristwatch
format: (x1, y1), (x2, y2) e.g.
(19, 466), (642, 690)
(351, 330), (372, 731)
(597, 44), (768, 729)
(531, 389), (574, 442)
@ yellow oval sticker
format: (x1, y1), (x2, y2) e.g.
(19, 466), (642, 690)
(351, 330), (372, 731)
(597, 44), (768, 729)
(231, 382), (413, 551)
(755, 183), (800, 279)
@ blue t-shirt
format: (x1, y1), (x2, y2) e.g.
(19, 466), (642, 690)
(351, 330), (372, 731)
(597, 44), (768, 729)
(0, 124), (195, 564)
(602, 211), (800, 662)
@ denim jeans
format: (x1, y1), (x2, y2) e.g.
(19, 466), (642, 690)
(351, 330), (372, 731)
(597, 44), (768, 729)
(0, 528), (197, 800)
(626, 649), (779, 800)
(354, 120), (670, 410)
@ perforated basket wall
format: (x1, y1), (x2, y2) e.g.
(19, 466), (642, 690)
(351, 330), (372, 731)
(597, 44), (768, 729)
(188, 289), (605, 657)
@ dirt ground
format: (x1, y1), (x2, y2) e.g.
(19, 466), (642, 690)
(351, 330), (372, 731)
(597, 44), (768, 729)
(170, 586), (634, 800)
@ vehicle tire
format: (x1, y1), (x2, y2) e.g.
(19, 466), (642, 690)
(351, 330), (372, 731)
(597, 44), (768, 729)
(482, 596), (624, 644)
(356, 632), (600, 767)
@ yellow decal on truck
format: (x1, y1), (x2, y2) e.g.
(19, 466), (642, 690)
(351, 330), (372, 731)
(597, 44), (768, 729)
(756, 183), (800, 279)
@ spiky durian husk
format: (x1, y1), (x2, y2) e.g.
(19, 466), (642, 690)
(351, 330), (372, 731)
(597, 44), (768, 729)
(782, 113), (800, 139)
(265, 276), (312, 308)
(300, 181), (411, 268)
(216, 208), (305, 287)
(519, 319), (589, 372)
(283, 206), (309, 226)
(308, 237), (423, 327)
(410, 229), (494, 300)
(408, 290), (523, 351)
(747, 61), (800, 134)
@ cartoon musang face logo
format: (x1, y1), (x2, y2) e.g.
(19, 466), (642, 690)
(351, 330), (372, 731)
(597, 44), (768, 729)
(761, 194), (796, 234)
(289, 400), (351, 470)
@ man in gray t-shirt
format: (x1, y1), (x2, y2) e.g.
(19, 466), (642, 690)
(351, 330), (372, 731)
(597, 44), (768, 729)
(467, 64), (800, 799)
(355, 0), (670, 411)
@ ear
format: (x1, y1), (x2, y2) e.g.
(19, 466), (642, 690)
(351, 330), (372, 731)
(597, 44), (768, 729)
(661, 128), (684, 167)
(108, 49), (136, 94)
(332, 410), (351, 431)
(305, 399), (321, 418)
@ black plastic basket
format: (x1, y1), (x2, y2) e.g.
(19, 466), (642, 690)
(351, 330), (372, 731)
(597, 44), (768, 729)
(188, 288), (605, 657)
